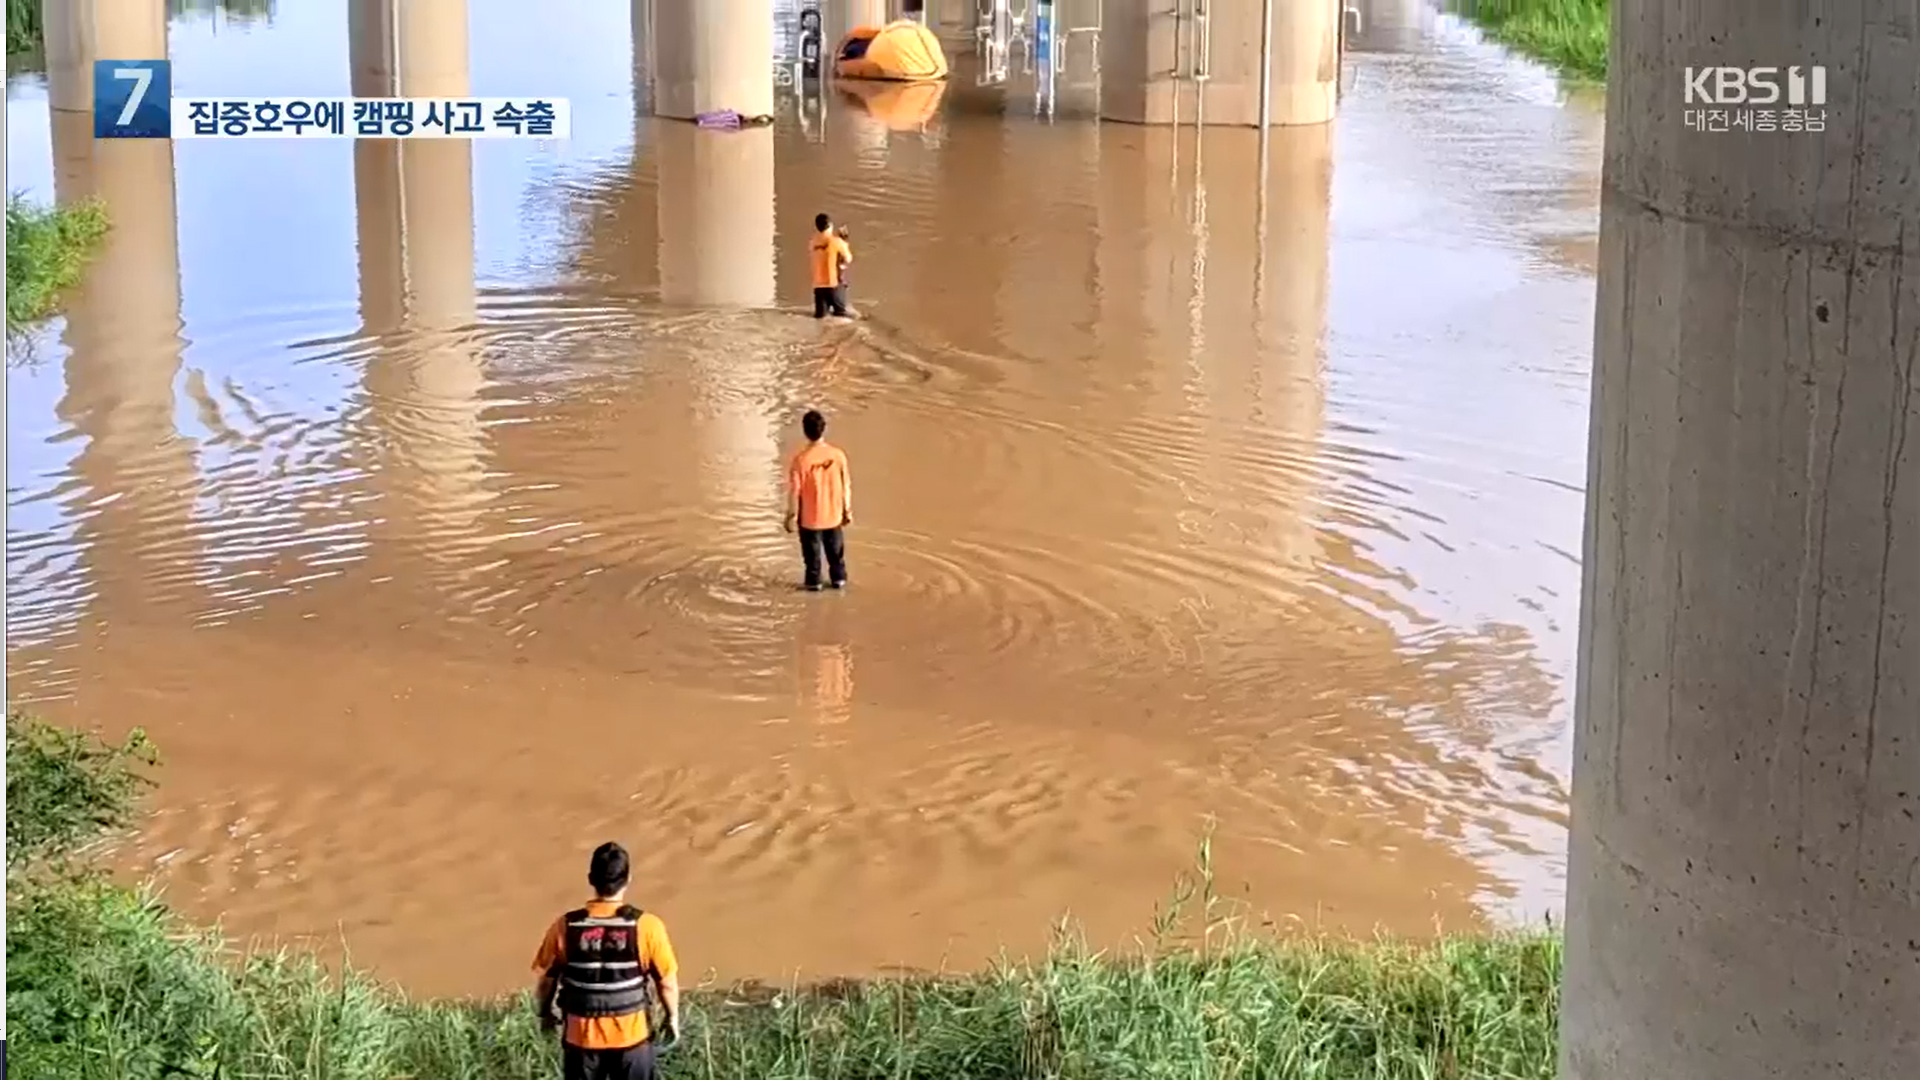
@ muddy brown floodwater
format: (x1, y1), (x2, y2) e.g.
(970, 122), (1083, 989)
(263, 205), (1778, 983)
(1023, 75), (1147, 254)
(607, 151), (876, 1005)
(5, 1), (1602, 997)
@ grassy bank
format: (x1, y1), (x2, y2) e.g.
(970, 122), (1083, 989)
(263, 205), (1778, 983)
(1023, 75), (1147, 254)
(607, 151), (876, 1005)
(1451, 0), (1611, 82)
(7, 713), (1562, 1079)
(6, 195), (108, 328)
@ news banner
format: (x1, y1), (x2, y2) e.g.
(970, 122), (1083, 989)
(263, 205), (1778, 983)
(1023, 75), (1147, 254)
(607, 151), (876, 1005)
(92, 59), (570, 140)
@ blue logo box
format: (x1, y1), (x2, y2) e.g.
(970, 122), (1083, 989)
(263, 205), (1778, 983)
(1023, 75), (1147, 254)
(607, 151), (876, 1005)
(94, 59), (172, 139)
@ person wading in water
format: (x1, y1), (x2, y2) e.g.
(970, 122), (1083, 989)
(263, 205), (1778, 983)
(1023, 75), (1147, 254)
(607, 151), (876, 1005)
(784, 408), (852, 590)
(533, 842), (681, 1080)
(809, 211), (853, 318)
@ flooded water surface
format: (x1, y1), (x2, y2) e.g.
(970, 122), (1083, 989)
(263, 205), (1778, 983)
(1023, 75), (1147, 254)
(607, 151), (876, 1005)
(5, 0), (1601, 996)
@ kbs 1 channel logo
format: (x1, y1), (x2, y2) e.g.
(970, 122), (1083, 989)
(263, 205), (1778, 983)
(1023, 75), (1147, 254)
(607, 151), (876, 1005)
(1682, 64), (1829, 135)
(92, 59), (572, 140)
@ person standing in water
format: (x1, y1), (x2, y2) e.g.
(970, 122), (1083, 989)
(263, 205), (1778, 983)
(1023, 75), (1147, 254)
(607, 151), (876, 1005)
(784, 409), (851, 590)
(809, 212), (853, 319)
(532, 842), (681, 1080)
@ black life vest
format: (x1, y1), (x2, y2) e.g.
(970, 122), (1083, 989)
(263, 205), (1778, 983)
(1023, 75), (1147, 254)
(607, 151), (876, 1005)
(554, 905), (652, 1018)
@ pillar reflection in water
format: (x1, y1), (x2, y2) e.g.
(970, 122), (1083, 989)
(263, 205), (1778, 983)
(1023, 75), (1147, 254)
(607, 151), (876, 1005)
(654, 122), (782, 528)
(1227, 126), (1332, 572)
(1096, 125), (1332, 586)
(1347, 0), (1430, 55)
(829, 0), (895, 156)
(46, 2), (197, 618)
(1259, 127), (1332, 570)
(356, 0), (491, 571)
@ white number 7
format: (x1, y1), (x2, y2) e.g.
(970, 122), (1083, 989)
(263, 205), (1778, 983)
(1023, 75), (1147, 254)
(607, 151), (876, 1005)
(111, 67), (153, 126)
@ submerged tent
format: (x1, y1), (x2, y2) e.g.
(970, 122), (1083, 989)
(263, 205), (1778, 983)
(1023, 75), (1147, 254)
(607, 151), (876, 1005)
(833, 19), (949, 82)
(837, 77), (948, 131)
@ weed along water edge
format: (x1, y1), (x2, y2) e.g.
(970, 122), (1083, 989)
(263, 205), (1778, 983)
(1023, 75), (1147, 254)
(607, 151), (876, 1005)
(6, 715), (1563, 1080)
(4, 196), (107, 328)
(1449, 0), (1611, 80)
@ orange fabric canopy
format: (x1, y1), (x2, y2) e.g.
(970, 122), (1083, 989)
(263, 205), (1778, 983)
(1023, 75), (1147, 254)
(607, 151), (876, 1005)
(833, 20), (949, 82)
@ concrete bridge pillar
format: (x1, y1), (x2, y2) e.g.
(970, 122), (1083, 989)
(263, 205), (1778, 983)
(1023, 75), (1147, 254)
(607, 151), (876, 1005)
(650, 0), (775, 121)
(834, 0), (892, 32)
(1560, 1), (1919, 1077)
(1100, 0), (1337, 126)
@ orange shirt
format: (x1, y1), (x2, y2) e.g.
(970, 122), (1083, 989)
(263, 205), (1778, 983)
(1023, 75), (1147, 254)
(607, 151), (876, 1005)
(531, 900), (678, 1050)
(809, 230), (852, 288)
(788, 439), (851, 530)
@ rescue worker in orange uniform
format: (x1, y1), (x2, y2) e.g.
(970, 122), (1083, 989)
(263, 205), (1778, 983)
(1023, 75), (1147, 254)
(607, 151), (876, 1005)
(783, 408), (853, 590)
(809, 211), (854, 318)
(533, 842), (681, 1080)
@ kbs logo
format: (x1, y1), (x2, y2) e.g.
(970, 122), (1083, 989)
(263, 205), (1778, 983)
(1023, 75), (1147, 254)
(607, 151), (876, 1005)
(1684, 66), (1827, 106)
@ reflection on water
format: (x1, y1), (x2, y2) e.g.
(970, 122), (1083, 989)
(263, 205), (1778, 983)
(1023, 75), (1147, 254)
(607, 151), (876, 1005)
(170, 0), (277, 25)
(5, 0), (1598, 995)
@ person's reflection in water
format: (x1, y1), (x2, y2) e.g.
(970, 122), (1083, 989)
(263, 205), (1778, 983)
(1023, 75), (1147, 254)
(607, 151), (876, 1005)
(797, 597), (855, 726)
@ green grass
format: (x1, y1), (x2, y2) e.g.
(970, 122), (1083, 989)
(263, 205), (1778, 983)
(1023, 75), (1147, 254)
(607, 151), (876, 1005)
(6, 0), (39, 55)
(1450, 0), (1611, 82)
(6, 194), (109, 328)
(7, 712), (1563, 1079)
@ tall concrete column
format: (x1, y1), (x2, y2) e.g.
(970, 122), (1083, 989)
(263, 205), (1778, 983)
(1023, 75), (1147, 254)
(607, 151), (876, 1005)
(833, 0), (891, 34)
(1560, 2), (1919, 1078)
(650, 0), (775, 121)
(1100, 0), (1337, 126)
(632, 0), (656, 118)
(46, 4), (196, 618)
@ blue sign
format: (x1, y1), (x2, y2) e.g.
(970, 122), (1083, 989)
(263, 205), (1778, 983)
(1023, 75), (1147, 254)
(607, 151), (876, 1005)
(94, 59), (172, 139)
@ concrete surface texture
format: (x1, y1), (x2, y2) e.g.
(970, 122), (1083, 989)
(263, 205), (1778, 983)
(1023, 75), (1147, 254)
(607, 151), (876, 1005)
(650, 0), (778, 120)
(1560, 0), (1920, 1077)
(1100, 0), (1338, 126)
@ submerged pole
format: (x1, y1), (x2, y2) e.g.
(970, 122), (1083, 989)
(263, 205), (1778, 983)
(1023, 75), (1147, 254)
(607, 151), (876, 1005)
(1256, 0), (1275, 128)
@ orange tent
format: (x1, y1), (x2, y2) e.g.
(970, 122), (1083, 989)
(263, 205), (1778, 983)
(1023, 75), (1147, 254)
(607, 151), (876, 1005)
(832, 19), (949, 82)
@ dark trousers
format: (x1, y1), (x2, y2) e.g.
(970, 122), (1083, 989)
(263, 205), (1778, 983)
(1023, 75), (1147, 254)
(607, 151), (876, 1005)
(564, 1040), (656, 1080)
(812, 285), (849, 318)
(799, 526), (847, 589)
